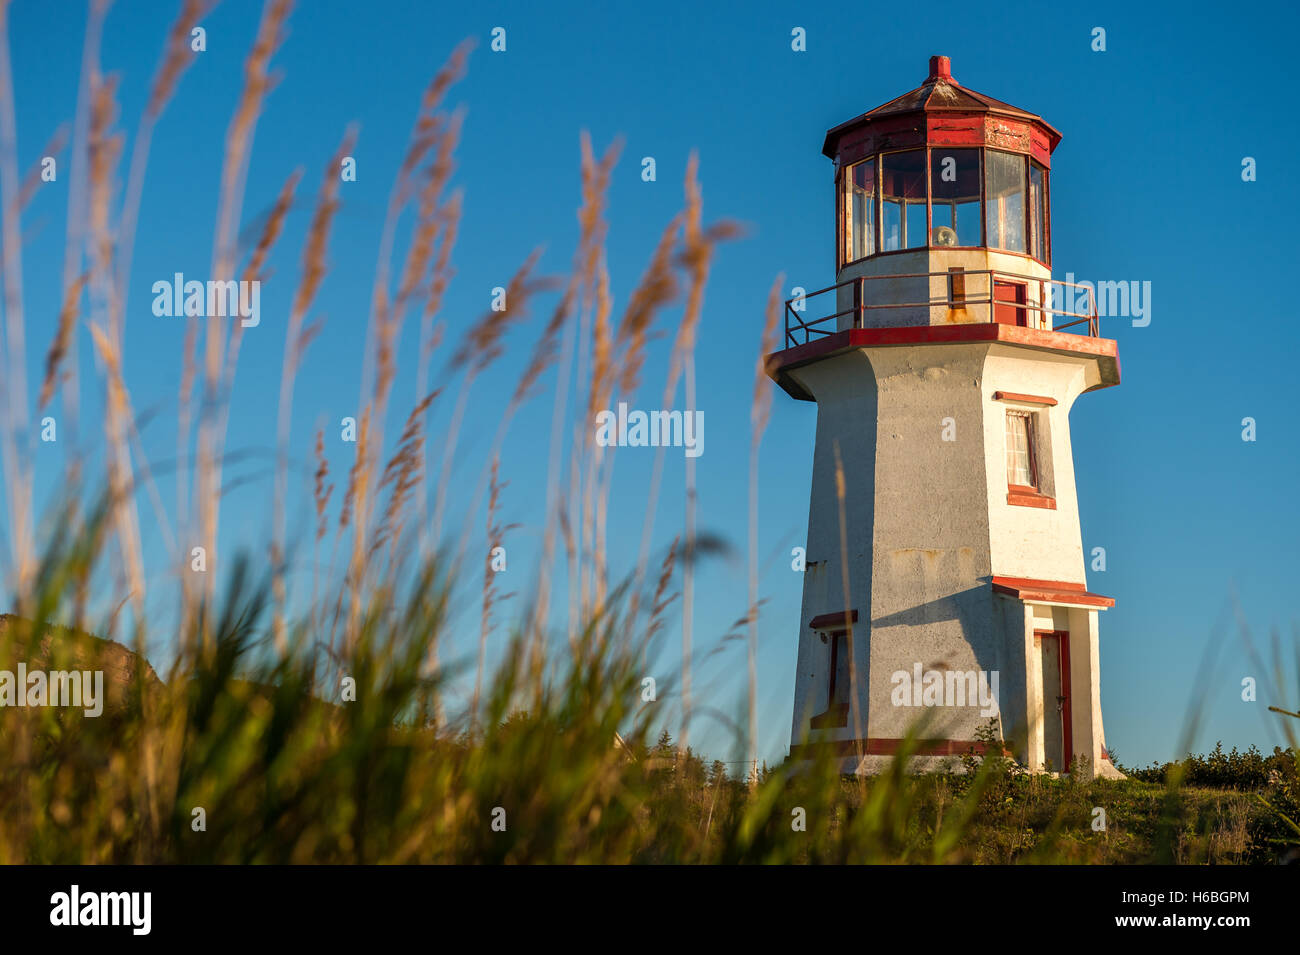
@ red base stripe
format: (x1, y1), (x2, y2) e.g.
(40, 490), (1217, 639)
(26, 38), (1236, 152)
(788, 737), (1010, 759)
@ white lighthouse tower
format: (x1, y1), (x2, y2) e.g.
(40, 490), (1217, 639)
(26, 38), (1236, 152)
(771, 56), (1122, 777)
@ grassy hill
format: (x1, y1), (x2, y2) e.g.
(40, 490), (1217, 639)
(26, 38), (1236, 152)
(2, 608), (1297, 863)
(0, 614), (161, 713)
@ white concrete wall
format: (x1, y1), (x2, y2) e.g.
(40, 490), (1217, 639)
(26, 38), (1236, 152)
(999, 599), (1034, 764)
(862, 344), (997, 743)
(835, 251), (931, 329)
(983, 347), (1092, 585)
(787, 336), (1112, 776)
(788, 349), (878, 747)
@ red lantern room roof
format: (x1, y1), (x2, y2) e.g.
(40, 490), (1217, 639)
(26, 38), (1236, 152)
(822, 55), (1063, 168)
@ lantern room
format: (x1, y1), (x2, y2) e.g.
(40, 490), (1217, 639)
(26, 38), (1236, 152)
(809, 56), (1074, 336)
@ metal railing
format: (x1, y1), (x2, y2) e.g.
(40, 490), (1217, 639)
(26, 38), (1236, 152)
(783, 269), (1100, 349)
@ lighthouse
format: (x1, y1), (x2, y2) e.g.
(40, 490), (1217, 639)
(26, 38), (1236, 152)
(771, 56), (1122, 777)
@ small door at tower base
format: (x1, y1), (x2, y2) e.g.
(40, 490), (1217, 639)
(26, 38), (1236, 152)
(1036, 630), (1072, 771)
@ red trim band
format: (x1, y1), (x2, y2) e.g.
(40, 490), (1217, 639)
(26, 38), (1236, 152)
(768, 324), (1120, 402)
(809, 703), (850, 730)
(789, 737), (1010, 759)
(809, 609), (858, 630)
(994, 390), (1057, 406)
(1007, 489), (1056, 509)
(992, 575), (1114, 608)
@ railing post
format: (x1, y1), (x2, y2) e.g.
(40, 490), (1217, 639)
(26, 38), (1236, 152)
(853, 276), (863, 329)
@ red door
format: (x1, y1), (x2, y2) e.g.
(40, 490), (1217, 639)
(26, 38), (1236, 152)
(993, 280), (1027, 326)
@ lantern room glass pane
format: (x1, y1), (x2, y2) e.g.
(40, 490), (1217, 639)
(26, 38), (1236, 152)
(985, 149), (1027, 253)
(880, 150), (926, 251)
(930, 148), (981, 246)
(844, 159), (875, 262)
(1029, 162), (1048, 262)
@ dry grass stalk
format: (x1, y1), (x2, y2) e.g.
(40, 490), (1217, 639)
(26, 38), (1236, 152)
(746, 274), (784, 785)
(85, 319), (146, 623)
(272, 129), (354, 653)
(529, 135), (618, 665)
(220, 167), (302, 390)
(627, 170), (740, 633)
(441, 224), (562, 632)
(586, 206), (681, 620)
(358, 40), (472, 417)
(432, 249), (546, 543)
(449, 249), (547, 372)
(575, 245), (614, 622)
(396, 41), (472, 205)
(194, 0), (293, 634)
(565, 148), (629, 638)
(114, 0), (214, 660)
(394, 109), (463, 317)
(338, 411), (369, 532)
(612, 214), (681, 399)
(351, 55), (471, 616)
(202, 169), (304, 544)
(375, 130), (466, 562)
(339, 408), (373, 651)
(414, 194), (460, 557)
(210, 0), (292, 284)
(517, 134), (618, 414)
(53, 0), (111, 466)
(82, 69), (149, 634)
(313, 428), (334, 543)
(39, 272), (88, 411)
(648, 535), (680, 642)
(147, 0), (213, 118)
(591, 256), (615, 612)
(241, 171), (301, 287)
(577, 257), (613, 620)
(473, 456), (514, 728)
(675, 154), (708, 757)
(373, 112), (462, 440)
(116, 0), (212, 326)
(309, 427), (333, 638)
(15, 126), (67, 214)
(0, 0), (34, 591)
(370, 390), (437, 564)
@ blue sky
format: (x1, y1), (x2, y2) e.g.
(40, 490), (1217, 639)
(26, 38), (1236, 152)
(5, 0), (1299, 768)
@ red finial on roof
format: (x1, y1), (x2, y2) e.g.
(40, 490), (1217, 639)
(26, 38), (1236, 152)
(928, 55), (955, 84)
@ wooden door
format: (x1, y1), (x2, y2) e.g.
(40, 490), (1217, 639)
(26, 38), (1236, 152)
(1036, 630), (1072, 771)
